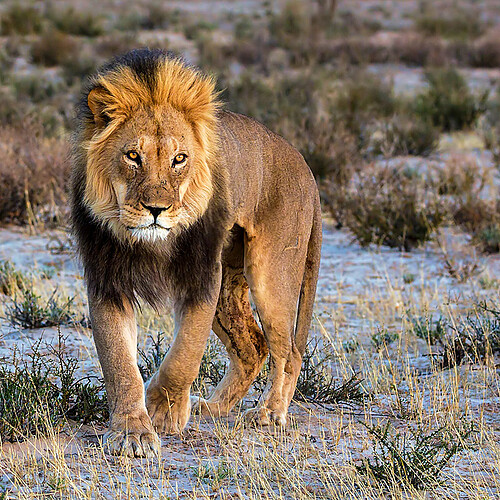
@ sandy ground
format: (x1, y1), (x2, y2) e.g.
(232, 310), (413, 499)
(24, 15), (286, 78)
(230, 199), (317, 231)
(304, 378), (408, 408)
(0, 207), (499, 498)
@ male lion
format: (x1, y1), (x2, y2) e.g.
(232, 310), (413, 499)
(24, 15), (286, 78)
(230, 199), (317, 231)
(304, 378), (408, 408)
(71, 49), (321, 457)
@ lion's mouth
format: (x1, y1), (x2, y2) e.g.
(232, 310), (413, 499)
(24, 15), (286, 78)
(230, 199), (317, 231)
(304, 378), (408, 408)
(128, 223), (171, 242)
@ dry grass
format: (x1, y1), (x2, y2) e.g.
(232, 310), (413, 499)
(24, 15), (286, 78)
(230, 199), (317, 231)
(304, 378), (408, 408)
(0, 124), (68, 225)
(0, 0), (499, 497)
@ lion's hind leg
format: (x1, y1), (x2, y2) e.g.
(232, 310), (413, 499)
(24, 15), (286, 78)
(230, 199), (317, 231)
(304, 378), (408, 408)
(193, 255), (268, 418)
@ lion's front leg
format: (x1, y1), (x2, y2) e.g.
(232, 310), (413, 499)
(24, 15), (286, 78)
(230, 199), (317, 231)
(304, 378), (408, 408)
(89, 294), (160, 457)
(146, 267), (221, 435)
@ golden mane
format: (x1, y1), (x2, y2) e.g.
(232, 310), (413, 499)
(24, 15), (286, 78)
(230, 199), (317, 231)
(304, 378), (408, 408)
(83, 55), (220, 234)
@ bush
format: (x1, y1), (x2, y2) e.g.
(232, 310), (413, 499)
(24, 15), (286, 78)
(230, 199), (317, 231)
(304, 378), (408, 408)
(11, 74), (65, 103)
(369, 115), (439, 157)
(438, 302), (500, 368)
(46, 6), (103, 37)
(325, 165), (447, 250)
(356, 421), (475, 490)
(409, 314), (447, 346)
(293, 340), (366, 405)
(0, 337), (108, 442)
(0, 4), (43, 35)
(0, 124), (68, 225)
(31, 31), (79, 67)
(415, 8), (485, 40)
(479, 88), (500, 166)
(473, 32), (500, 68)
(414, 68), (488, 132)
(6, 288), (77, 329)
(453, 197), (500, 254)
(269, 0), (311, 50)
(183, 21), (216, 41)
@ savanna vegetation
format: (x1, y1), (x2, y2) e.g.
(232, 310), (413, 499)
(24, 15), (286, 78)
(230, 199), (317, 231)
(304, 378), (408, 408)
(0, 0), (498, 498)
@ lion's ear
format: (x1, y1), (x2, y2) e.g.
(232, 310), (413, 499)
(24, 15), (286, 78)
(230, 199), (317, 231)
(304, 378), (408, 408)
(87, 87), (111, 128)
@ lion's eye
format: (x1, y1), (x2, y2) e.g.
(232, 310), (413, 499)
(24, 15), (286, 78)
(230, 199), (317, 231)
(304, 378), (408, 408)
(125, 150), (141, 163)
(172, 153), (187, 167)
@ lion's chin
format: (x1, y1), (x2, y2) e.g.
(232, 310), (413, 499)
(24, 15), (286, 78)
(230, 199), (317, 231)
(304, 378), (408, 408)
(129, 225), (171, 243)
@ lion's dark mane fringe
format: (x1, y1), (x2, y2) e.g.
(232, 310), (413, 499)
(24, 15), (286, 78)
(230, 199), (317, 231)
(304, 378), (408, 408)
(72, 170), (229, 311)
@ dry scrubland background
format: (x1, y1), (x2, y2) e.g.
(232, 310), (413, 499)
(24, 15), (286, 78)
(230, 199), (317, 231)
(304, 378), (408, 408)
(0, 0), (500, 498)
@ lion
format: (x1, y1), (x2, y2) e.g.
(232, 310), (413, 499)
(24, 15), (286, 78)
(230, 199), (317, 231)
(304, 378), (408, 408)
(71, 48), (321, 457)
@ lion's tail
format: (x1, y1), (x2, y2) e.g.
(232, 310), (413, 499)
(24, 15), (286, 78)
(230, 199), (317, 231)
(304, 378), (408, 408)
(295, 194), (322, 356)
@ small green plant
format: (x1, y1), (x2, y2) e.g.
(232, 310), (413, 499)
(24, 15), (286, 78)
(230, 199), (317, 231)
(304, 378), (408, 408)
(6, 288), (76, 329)
(139, 333), (226, 397)
(410, 314), (447, 346)
(479, 276), (499, 290)
(414, 68), (488, 132)
(0, 336), (108, 442)
(371, 329), (399, 350)
(438, 302), (500, 369)
(138, 331), (167, 381)
(342, 339), (360, 353)
(293, 340), (366, 406)
(355, 420), (475, 490)
(194, 459), (233, 486)
(475, 224), (500, 254)
(402, 273), (416, 284)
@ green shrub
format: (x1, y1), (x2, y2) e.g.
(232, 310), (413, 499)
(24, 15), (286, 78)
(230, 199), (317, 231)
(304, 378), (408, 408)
(415, 9), (485, 40)
(183, 20), (216, 41)
(331, 74), (396, 139)
(0, 4), (43, 35)
(414, 68), (488, 132)
(326, 165), (447, 250)
(6, 288), (76, 329)
(11, 74), (65, 103)
(409, 314), (447, 345)
(453, 197), (500, 254)
(0, 337), (108, 442)
(46, 6), (103, 37)
(475, 224), (500, 254)
(294, 340), (366, 405)
(479, 88), (500, 166)
(371, 329), (399, 350)
(31, 31), (79, 67)
(356, 421), (475, 490)
(438, 302), (500, 368)
(269, 0), (311, 49)
(369, 115), (439, 157)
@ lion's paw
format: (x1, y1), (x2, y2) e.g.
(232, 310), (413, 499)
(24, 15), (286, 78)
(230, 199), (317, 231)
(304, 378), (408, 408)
(243, 406), (287, 427)
(146, 382), (191, 435)
(190, 396), (229, 418)
(104, 415), (160, 458)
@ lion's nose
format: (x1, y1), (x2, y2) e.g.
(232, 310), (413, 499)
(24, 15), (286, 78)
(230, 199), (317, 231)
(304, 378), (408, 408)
(141, 203), (172, 222)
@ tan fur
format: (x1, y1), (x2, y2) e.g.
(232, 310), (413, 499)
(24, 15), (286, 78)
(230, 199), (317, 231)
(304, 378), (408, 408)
(72, 51), (321, 458)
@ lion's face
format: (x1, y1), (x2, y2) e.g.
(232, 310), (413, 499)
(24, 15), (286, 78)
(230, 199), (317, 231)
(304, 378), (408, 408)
(81, 59), (218, 244)
(99, 107), (201, 242)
